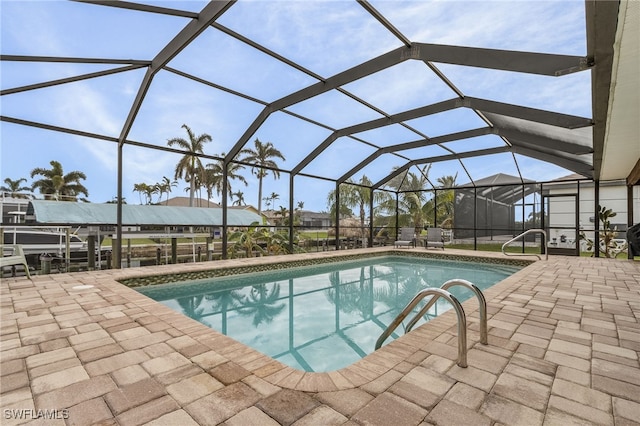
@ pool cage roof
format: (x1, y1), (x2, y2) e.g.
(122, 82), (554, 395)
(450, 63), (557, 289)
(1, 1), (635, 219)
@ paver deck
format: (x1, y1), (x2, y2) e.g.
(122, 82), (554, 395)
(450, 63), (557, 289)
(1, 248), (639, 425)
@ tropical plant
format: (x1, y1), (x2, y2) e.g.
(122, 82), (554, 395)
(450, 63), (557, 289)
(30, 160), (89, 201)
(262, 230), (292, 255)
(228, 222), (267, 258)
(167, 124), (212, 207)
(580, 205), (620, 258)
(239, 138), (286, 213)
(1, 177), (31, 198)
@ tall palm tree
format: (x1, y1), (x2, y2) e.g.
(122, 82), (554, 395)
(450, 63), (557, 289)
(167, 124), (212, 207)
(1, 177), (31, 198)
(239, 138), (286, 213)
(30, 160), (88, 201)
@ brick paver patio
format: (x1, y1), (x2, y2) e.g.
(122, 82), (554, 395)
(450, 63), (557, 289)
(1, 249), (639, 425)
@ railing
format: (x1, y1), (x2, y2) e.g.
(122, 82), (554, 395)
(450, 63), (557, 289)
(405, 279), (487, 345)
(501, 228), (548, 260)
(375, 287), (468, 368)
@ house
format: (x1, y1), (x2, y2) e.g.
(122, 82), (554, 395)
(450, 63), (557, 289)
(543, 174), (640, 253)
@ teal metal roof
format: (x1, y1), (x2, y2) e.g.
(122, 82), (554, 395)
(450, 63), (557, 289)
(26, 201), (262, 226)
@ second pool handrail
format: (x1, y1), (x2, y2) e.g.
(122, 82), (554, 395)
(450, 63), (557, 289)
(502, 228), (548, 260)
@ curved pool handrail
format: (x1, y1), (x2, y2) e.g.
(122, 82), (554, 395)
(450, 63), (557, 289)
(404, 279), (487, 345)
(502, 228), (548, 260)
(375, 287), (468, 368)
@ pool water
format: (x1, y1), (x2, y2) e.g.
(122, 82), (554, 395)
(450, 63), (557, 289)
(137, 256), (520, 372)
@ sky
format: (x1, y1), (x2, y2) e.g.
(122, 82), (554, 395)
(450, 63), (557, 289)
(0, 0), (592, 212)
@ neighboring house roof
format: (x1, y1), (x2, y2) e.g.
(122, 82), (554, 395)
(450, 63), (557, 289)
(299, 210), (331, 219)
(158, 197), (220, 208)
(26, 200), (263, 226)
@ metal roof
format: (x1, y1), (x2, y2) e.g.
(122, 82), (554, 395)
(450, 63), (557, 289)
(0, 0), (635, 200)
(26, 200), (262, 226)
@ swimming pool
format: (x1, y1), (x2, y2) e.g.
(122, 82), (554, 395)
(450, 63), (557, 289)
(137, 255), (521, 372)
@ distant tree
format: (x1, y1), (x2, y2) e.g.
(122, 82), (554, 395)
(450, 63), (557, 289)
(30, 160), (88, 201)
(231, 191), (246, 206)
(239, 138), (286, 214)
(133, 182), (156, 205)
(276, 206), (288, 226)
(204, 156), (248, 204)
(157, 176), (177, 204)
(435, 173), (457, 227)
(326, 176), (384, 238)
(379, 164), (432, 233)
(167, 124), (212, 207)
(1, 177), (31, 198)
(106, 196), (126, 204)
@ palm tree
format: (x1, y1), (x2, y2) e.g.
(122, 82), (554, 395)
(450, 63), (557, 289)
(203, 156), (248, 204)
(239, 138), (286, 213)
(167, 124), (212, 207)
(380, 165), (432, 234)
(231, 191), (246, 206)
(1, 177), (31, 198)
(435, 173), (457, 227)
(276, 206), (288, 226)
(30, 160), (88, 201)
(157, 176), (177, 204)
(327, 175), (382, 237)
(269, 192), (279, 209)
(133, 182), (156, 205)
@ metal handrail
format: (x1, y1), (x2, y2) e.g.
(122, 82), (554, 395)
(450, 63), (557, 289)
(501, 228), (548, 260)
(405, 279), (487, 345)
(375, 288), (468, 368)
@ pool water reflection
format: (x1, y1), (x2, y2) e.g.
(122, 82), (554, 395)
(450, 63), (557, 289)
(137, 256), (520, 372)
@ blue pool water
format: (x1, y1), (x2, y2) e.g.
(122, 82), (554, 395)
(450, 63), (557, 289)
(137, 256), (520, 372)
